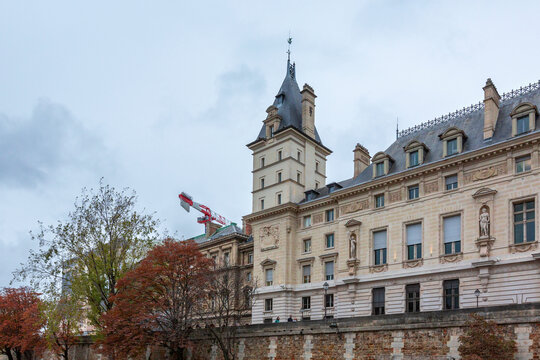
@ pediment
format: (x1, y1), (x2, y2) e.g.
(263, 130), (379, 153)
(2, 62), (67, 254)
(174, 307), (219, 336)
(260, 258), (277, 267)
(472, 187), (498, 199)
(403, 140), (429, 152)
(439, 126), (465, 139)
(345, 219), (362, 227)
(510, 102), (537, 117)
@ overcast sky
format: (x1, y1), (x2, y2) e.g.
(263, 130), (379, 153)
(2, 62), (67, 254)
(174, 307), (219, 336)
(2, 1), (540, 287)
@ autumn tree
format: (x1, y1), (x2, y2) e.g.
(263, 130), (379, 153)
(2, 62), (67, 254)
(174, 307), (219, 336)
(14, 180), (160, 328)
(0, 287), (44, 360)
(99, 239), (213, 360)
(458, 314), (516, 360)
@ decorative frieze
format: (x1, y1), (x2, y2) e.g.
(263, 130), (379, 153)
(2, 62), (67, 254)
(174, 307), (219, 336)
(312, 212), (324, 224)
(340, 199), (369, 214)
(510, 241), (538, 254)
(439, 253), (463, 264)
(424, 180), (439, 194)
(463, 162), (506, 184)
(369, 264), (388, 273)
(403, 259), (423, 269)
(389, 189), (402, 203)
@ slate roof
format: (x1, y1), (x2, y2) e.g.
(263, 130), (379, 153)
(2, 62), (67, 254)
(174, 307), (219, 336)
(192, 223), (247, 245)
(301, 81), (540, 203)
(254, 60), (323, 144)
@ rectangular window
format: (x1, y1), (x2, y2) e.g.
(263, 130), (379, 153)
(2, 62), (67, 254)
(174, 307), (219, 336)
(265, 298), (273, 311)
(447, 138), (458, 156)
(445, 174), (458, 190)
(297, 151), (301, 161)
(265, 269), (273, 286)
(303, 215), (311, 228)
(277, 172), (282, 182)
(326, 233), (335, 249)
(278, 150), (282, 161)
(375, 194), (385, 208)
(375, 162), (385, 177)
(316, 161), (319, 172)
(223, 252), (230, 266)
(302, 296), (311, 310)
(303, 239), (311, 253)
(516, 155), (532, 173)
(247, 272), (252, 282)
(325, 261), (334, 280)
(406, 284), (420, 313)
(444, 279), (459, 310)
(408, 185), (419, 200)
(409, 150), (419, 167)
(260, 178), (265, 189)
(326, 209), (335, 222)
(406, 223), (422, 260)
(248, 253), (253, 264)
(277, 193), (282, 205)
(514, 200), (535, 244)
(517, 115), (530, 134)
(372, 287), (385, 315)
(325, 293), (334, 308)
(260, 157), (265, 167)
(315, 182), (319, 189)
(444, 215), (461, 255)
(270, 125), (274, 137)
(302, 265), (311, 283)
(260, 199), (264, 210)
(373, 230), (387, 265)
(297, 172), (301, 183)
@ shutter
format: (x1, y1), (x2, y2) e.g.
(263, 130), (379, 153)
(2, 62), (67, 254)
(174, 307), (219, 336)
(373, 230), (387, 250)
(444, 215), (461, 243)
(303, 265), (310, 276)
(406, 223), (422, 245)
(325, 261), (334, 277)
(266, 269), (273, 282)
(373, 288), (385, 302)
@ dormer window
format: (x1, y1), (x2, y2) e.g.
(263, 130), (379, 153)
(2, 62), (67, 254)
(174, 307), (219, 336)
(371, 152), (394, 178)
(327, 182), (342, 194)
(511, 102), (537, 136)
(404, 140), (428, 168)
(305, 189), (319, 201)
(270, 125), (275, 138)
(439, 127), (466, 157)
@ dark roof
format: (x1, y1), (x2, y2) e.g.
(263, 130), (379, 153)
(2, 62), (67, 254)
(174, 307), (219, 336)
(301, 81), (540, 203)
(254, 60), (323, 144)
(192, 223), (247, 245)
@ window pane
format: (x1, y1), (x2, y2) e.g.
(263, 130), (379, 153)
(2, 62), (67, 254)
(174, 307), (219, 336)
(376, 162), (385, 176)
(408, 245), (414, 260)
(454, 241), (461, 253)
(416, 244), (422, 258)
(326, 234), (334, 248)
(526, 201), (535, 210)
(445, 243), (452, 254)
(409, 151), (419, 166)
(517, 116), (529, 134)
(374, 250), (380, 265)
(515, 213), (523, 222)
(447, 139), (458, 155)
(526, 222), (535, 242)
(526, 211), (535, 220)
(515, 224), (524, 243)
(515, 203), (524, 212)
(445, 175), (457, 187)
(325, 261), (334, 278)
(382, 248), (387, 264)
(444, 215), (461, 243)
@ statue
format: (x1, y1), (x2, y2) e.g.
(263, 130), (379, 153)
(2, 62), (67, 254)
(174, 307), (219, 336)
(479, 207), (490, 237)
(349, 233), (357, 259)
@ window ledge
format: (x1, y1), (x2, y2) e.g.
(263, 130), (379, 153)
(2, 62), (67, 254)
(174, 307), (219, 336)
(369, 264), (388, 273)
(444, 187), (459, 193)
(406, 197), (420, 202)
(509, 241), (538, 254)
(263, 310), (273, 315)
(439, 252), (463, 264)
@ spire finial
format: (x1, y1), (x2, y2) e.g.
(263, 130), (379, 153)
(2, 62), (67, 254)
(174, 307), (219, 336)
(396, 117), (399, 139)
(287, 32), (292, 63)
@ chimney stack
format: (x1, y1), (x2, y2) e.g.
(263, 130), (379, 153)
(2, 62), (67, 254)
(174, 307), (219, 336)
(205, 222), (222, 238)
(353, 143), (370, 177)
(301, 84), (316, 139)
(483, 78), (501, 140)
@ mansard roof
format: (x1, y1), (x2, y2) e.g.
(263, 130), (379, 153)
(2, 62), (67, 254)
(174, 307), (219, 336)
(301, 80), (540, 204)
(253, 60), (323, 145)
(192, 223), (247, 245)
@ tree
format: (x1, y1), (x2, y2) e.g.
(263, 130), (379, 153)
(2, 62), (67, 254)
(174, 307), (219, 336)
(99, 239), (213, 360)
(197, 266), (255, 360)
(14, 180), (160, 328)
(41, 294), (85, 360)
(458, 314), (516, 360)
(0, 287), (44, 360)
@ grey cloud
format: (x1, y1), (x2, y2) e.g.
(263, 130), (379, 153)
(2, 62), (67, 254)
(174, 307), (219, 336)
(0, 100), (109, 187)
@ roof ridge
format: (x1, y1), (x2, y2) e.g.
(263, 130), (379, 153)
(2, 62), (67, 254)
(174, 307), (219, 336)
(397, 79), (540, 138)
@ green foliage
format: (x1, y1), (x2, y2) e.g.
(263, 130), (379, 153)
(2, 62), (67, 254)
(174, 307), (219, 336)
(458, 314), (516, 360)
(14, 180), (160, 328)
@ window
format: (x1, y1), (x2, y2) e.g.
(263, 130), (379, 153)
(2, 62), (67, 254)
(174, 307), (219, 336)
(303, 215), (311, 228)
(297, 151), (301, 161)
(302, 265), (311, 283)
(277, 172), (282, 182)
(517, 115), (530, 134)
(325, 233), (335, 249)
(447, 138), (458, 156)
(297, 172), (301, 183)
(325, 261), (334, 280)
(260, 157), (265, 167)
(373, 230), (387, 265)
(223, 252), (230, 266)
(375, 194), (385, 208)
(260, 199), (264, 210)
(375, 162), (385, 177)
(247, 272), (252, 282)
(444, 279), (459, 310)
(265, 298), (273, 311)
(406, 223), (422, 260)
(406, 284), (420, 313)
(277, 193), (282, 205)
(247, 252), (253, 264)
(409, 150), (419, 167)
(260, 178), (265, 189)
(303, 239), (311, 253)
(315, 182), (319, 189)
(326, 209), (334, 222)
(270, 125), (275, 137)
(443, 215), (461, 255)
(445, 174), (458, 190)
(302, 296), (311, 310)
(325, 294), (334, 308)
(514, 200), (535, 244)
(372, 288), (385, 315)
(265, 269), (274, 286)
(315, 161), (319, 172)
(408, 185), (419, 200)
(278, 150), (282, 161)
(516, 155), (532, 173)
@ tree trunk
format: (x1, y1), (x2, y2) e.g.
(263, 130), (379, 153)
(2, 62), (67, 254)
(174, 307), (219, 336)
(5, 348), (14, 360)
(63, 347), (69, 360)
(14, 349), (21, 360)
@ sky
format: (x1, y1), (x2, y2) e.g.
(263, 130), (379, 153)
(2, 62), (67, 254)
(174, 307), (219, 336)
(2, 0), (540, 287)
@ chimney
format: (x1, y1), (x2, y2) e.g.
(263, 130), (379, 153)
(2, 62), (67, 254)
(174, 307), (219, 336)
(483, 78), (501, 140)
(301, 84), (316, 139)
(353, 143), (370, 177)
(242, 219), (252, 236)
(205, 222), (222, 238)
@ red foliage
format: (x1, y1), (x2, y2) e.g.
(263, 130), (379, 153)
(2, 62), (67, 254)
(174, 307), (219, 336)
(458, 314), (516, 360)
(0, 287), (45, 360)
(99, 239), (213, 360)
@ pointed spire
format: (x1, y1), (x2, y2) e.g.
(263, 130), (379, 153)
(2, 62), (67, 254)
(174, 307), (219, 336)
(396, 117), (399, 139)
(286, 35), (295, 79)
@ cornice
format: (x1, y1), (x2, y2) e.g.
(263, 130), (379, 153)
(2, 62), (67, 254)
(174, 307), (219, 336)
(197, 233), (250, 250)
(243, 202), (299, 223)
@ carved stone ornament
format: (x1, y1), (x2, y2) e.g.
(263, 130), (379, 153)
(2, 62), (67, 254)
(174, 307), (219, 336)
(349, 232), (357, 259)
(475, 236), (495, 257)
(510, 241), (538, 254)
(259, 225), (279, 249)
(464, 163), (506, 184)
(341, 199), (369, 214)
(346, 259), (360, 276)
(479, 206), (490, 237)
(369, 264), (388, 273)
(439, 253), (463, 264)
(403, 259), (424, 269)
(424, 180), (439, 194)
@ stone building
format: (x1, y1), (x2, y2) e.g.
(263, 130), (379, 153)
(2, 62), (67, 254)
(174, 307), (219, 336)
(244, 58), (540, 324)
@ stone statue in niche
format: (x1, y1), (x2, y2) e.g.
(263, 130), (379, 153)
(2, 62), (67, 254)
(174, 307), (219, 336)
(349, 233), (357, 259)
(479, 206), (490, 237)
